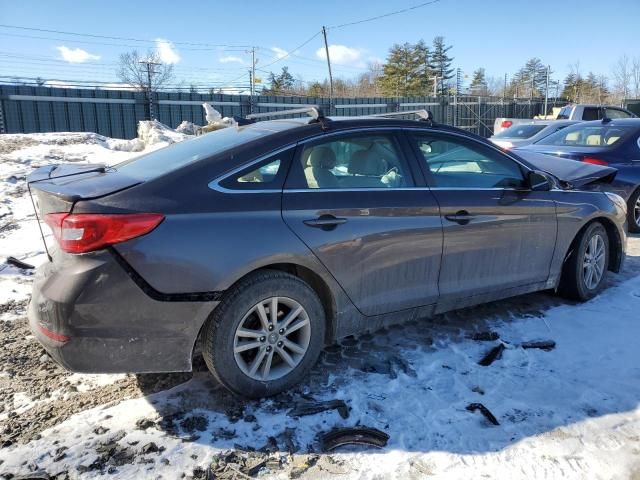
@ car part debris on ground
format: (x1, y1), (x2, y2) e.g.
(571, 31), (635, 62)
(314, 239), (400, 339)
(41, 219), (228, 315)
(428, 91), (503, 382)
(470, 331), (500, 341)
(5, 256), (34, 270)
(478, 343), (506, 366)
(521, 340), (556, 351)
(320, 427), (390, 452)
(466, 403), (500, 426)
(288, 399), (349, 419)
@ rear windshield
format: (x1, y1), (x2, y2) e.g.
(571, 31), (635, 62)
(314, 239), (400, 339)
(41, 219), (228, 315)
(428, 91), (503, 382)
(494, 124), (547, 139)
(556, 106), (573, 120)
(536, 124), (634, 147)
(115, 125), (273, 180)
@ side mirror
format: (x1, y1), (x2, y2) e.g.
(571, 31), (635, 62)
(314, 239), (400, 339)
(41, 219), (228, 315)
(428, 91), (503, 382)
(527, 170), (552, 191)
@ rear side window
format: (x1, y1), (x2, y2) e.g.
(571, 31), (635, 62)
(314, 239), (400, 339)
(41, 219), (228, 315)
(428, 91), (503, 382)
(582, 107), (601, 121)
(215, 147), (294, 191)
(115, 126), (273, 180)
(604, 108), (632, 119)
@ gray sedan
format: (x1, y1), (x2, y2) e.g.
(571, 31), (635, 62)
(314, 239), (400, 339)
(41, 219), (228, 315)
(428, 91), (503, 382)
(490, 120), (579, 149)
(26, 111), (626, 397)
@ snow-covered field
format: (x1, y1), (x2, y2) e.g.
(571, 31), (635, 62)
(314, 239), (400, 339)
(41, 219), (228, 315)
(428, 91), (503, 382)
(0, 127), (639, 479)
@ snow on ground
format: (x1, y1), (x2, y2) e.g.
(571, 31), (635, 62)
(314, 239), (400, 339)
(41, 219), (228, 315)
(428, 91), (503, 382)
(1, 128), (640, 479)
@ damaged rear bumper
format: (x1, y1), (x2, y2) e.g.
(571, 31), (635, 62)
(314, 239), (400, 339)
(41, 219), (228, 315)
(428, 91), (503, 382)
(28, 250), (219, 373)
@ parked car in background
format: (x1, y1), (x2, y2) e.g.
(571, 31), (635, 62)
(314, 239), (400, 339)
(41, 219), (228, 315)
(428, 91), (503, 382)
(27, 110), (626, 398)
(493, 104), (637, 135)
(517, 118), (640, 231)
(490, 120), (578, 149)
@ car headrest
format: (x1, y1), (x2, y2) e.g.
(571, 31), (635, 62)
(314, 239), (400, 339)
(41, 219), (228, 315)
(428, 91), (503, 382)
(349, 150), (388, 175)
(586, 134), (602, 146)
(308, 146), (336, 170)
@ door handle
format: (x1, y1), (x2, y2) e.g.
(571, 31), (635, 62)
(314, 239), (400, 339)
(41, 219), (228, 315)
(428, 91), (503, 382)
(444, 210), (475, 225)
(303, 215), (347, 230)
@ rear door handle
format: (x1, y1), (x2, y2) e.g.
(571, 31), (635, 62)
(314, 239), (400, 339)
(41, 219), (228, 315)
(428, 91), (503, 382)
(444, 210), (475, 225)
(303, 215), (348, 229)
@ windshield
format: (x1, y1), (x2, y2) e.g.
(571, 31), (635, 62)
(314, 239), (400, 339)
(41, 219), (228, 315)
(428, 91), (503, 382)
(494, 124), (547, 139)
(536, 124), (634, 147)
(115, 125), (274, 180)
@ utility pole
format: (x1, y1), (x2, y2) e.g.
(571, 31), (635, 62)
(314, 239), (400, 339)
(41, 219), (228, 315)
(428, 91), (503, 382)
(139, 59), (161, 120)
(322, 26), (334, 111)
(544, 65), (550, 117)
(503, 73), (507, 104)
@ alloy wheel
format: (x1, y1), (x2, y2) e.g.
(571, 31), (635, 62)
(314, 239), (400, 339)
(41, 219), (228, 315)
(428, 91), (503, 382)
(583, 233), (606, 290)
(233, 296), (311, 381)
(635, 196), (640, 228)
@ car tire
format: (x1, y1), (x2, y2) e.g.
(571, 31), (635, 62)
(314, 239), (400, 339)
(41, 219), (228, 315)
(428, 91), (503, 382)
(627, 188), (640, 233)
(202, 269), (325, 398)
(558, 221), (609, 301)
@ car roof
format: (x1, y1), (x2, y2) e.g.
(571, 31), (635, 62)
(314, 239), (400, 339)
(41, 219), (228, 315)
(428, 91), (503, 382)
(578, 118), (640, 126)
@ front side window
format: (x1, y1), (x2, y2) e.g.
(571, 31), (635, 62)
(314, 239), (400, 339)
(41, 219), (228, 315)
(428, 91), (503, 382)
(412, 134), (524, 189)
(299, 134), (411, 189)
(537, 124), (634, 147)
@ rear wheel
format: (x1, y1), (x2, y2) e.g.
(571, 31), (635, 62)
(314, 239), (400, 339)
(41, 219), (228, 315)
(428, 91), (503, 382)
(558, 222), (609, 301)
(202, 270), (325, 398)
(628, 188), (640, 233)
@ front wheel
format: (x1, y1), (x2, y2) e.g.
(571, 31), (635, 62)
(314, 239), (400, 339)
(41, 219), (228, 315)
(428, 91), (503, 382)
(627, 188), (640, 233)
(558, 222), (609, 301)
(202, 270), (325, 398)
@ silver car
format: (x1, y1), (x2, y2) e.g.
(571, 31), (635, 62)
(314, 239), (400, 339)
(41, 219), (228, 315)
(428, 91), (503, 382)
(490, 120), (578, 150)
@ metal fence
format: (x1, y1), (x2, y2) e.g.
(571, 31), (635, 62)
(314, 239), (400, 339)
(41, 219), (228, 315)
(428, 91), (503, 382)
(0, 85), (567, 139)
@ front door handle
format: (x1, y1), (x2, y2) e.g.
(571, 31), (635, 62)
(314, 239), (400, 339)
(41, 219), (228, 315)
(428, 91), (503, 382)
(303, 214), (348, 230)
(444, 210), (475, 225)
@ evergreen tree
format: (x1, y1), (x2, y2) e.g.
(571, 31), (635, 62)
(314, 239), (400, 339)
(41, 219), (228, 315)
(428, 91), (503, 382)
(377, 42), (419, 96)
(469, 68), (488, 96)
(430, 36), (454, 96)
(266, 66), (295, 93)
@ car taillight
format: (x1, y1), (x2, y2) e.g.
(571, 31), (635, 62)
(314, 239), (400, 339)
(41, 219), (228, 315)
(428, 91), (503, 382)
(501, 120), (513, 129)
(582, 157), (609, 166)
(44, 213), (164, 253)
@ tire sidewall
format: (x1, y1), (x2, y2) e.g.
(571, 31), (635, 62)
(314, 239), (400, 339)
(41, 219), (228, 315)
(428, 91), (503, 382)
(628, 189), (640, 233)
(573, 223), (609, 300)
(204, 273), (325, 398)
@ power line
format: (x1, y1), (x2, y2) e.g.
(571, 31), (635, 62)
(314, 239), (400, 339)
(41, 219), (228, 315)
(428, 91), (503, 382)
(0, 24), (252, 48)
(328, 0), (441, 29)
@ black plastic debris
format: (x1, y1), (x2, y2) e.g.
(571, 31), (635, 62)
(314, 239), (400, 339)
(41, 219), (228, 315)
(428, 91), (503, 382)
(471, 331), (500, 342)
(320, 427), (389, 452)
(6, 256), (35, 270)
(521, 340), (556, 351)
(478, 343), (506, 366)
(288, 399), (349, 419)
(466, 403), (500, 426)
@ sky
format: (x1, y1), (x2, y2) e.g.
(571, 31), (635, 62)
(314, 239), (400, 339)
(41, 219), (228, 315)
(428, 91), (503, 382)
(1, 0), (639, 92)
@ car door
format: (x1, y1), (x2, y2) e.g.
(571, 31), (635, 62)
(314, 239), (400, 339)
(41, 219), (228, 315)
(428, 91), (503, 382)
(407, 131), (557, 306)
(282, 129), (443, 317)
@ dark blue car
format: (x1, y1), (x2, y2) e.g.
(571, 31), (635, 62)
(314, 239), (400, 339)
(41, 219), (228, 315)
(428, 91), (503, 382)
(518, 118), (640, 231)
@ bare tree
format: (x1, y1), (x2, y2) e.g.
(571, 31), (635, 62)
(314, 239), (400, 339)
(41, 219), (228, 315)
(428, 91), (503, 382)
(612, 55), (631, 103)
(116, 50), (174, 91)
(632, 57), (640, 98)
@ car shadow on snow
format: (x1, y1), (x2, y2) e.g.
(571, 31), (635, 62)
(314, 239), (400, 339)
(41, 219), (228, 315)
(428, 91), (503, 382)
(130, 246), (640, 475)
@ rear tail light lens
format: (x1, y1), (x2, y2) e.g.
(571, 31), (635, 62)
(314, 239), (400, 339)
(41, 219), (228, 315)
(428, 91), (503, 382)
(501, 120), (513, 129)
(44, 213), (164, 253)
(582, 157), (609, 166)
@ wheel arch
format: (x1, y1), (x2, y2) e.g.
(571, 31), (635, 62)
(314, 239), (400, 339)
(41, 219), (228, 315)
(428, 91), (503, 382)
(564, 216), (623, 274)
(190, 261), (338, 368)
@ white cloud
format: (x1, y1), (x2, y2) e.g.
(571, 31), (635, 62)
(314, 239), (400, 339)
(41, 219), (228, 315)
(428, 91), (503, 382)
(155, 38), (180, 64)
(56, 46), (100, 63)
(219, 55), (244, 64)
(315, 45), (363, 65)
(271, 47), (289, 60)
